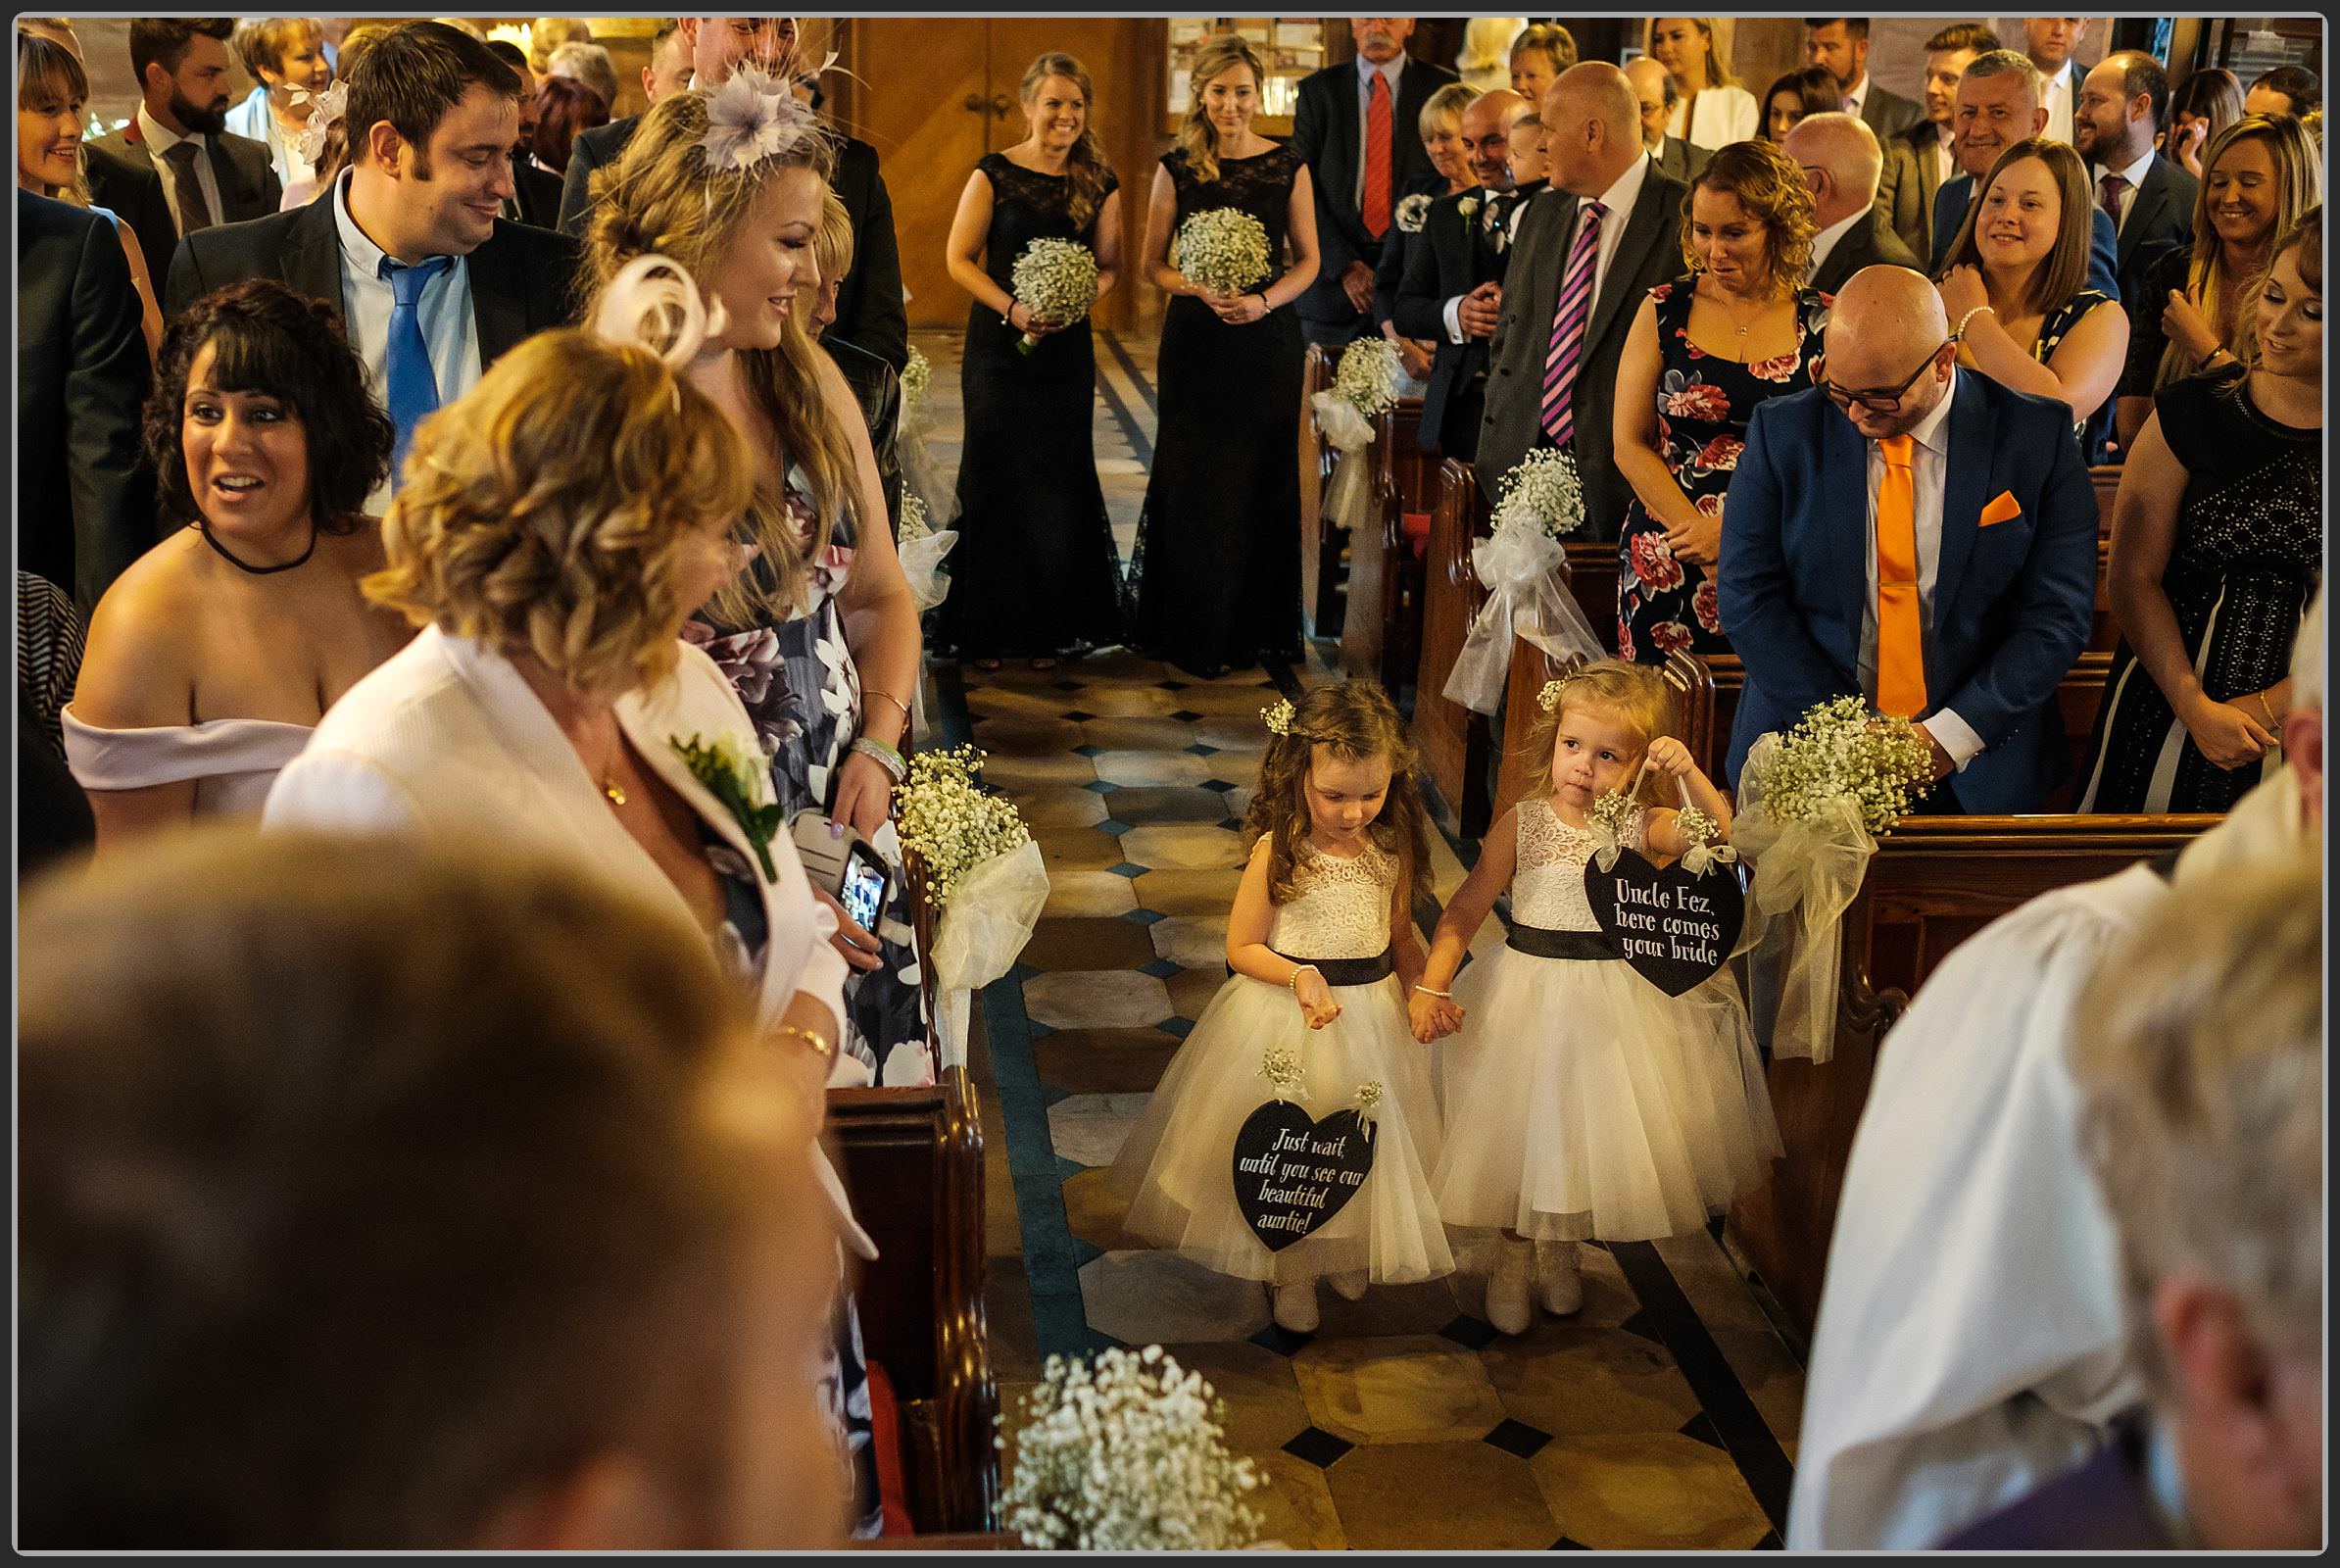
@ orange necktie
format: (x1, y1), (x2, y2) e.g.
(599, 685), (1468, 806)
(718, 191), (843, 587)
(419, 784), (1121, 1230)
(1876, 434), (1927, 717)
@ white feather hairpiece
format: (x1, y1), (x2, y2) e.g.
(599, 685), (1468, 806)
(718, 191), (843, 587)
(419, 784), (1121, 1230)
(592, 254), (731, 381)
(290, 80), (347, 169)
(698, 64), (824, 174)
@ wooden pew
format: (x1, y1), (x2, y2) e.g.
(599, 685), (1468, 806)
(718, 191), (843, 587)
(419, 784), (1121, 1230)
(1725, 810), (2220, 1348)
(1298, 344), (1341, 637)
(1339, 397), (1431, 694)
(828, 853), (999, 1535)
(1413, 458), (1494, 835)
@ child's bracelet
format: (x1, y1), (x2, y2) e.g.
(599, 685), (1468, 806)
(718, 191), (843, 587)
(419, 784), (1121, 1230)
(1287, 963), (1320, 993)
(1414, 985), (1452, 999)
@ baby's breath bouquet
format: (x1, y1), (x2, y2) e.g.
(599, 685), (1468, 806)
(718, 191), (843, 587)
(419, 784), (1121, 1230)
(1731, 697), (1936, 1065)
(1173, 206), (1272, 297)
(1001, 1346), (1264, 1550)
(1009, 237), (1099, 355)
(1491, 445), (1586, 538)
(1311, 335), (1404, 533)
(900, 343), (931, 409)
(1442, 447), (1603, 716)
(895, 745), (1048, 1070)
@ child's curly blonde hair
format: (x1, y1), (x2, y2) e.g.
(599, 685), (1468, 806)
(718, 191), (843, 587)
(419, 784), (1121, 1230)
(1520, 660), (1677, 807)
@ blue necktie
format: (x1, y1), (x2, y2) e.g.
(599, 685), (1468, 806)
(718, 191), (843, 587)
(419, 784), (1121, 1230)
(380, 254), (452, 486)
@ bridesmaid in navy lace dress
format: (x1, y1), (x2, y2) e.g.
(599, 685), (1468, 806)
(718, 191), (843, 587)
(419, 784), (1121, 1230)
(1612, 141), (1828, 662)
(939, 53), (1127, 669)
(1128, 34), (1321, 677)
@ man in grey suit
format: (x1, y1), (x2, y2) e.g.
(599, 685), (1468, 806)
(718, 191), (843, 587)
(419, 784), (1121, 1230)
(1876, 24), (2000, 264)
(1478, 63), (1687, 544)
(1805, 20), (1924, 138)
(86, 18), (281, 304)
(1624, 56), (1710, 186)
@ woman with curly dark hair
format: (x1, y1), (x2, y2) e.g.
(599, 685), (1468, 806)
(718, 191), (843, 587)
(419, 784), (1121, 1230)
(63, 279), (406, 847)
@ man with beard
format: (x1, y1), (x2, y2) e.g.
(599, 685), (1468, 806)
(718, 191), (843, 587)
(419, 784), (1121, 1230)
(88, 20), (281, 300)
(557, 17), (906, 371)
(1393, 88), (1524, 460)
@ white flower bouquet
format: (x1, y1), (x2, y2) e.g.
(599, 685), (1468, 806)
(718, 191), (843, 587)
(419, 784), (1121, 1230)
(1731, 696), (1936, 1064)
(1000, 1346), (1264, 1550)
(1009, 237), (1099, 355)
(895, 745), (1048, 1069)
(1442, 447), (1603, 716)
(901, 344), (932, 412)
(1310, 335), (1404, 534)
(1172, 206), (1272, 297)
(1393, 191), (1433, 233)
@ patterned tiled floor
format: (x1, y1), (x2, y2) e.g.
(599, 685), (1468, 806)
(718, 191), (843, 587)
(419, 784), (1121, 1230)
(915, 327), (1804, 1550)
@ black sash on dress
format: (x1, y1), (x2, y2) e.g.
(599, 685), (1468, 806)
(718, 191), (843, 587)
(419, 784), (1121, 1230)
(1271, 947), (1395, 987)
(1506, 923), (1620, 960)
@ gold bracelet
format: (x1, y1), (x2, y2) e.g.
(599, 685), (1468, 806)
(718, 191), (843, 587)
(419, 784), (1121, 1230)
(775, 1023), (836, 1062)
(865, 688), (911, 723)
(2254, 691), (2280, 728)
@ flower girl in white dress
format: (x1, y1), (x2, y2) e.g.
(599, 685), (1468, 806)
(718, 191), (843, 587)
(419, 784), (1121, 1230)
(1410, 661), (1780, 1334)
(1110, 681), (1454, 1333)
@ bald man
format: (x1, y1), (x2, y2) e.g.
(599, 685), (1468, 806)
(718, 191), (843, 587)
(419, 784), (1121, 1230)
(1784, 113), (1920, 294)
(1718, 266), (2098, 811)
(1393, 89), (1527, 460)
(1622, 55), (1709, 185)
(1476, 62), (1688, 543)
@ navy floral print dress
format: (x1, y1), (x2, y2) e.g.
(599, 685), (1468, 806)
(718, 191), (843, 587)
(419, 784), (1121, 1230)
(685, 461), (934, 1088)
(1616, 281), (1830, 662)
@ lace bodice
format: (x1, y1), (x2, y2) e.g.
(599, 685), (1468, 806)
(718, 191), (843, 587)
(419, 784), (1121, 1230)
(1268, 840), (1396, 959)
(1511, 799), (1645, 931)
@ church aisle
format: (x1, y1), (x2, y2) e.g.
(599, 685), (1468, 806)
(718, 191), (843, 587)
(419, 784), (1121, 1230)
(914, 327), (1802, 1550)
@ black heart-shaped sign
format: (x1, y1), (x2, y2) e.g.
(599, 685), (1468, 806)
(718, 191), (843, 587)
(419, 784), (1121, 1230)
(1584, 847), (1746, 997)
(1231, 1102), (1377, 1252)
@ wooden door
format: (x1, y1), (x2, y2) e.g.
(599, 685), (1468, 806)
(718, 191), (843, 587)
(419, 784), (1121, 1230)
(841, 18), (996, 330)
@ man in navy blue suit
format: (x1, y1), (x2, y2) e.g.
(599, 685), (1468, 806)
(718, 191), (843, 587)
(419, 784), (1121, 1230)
(1930, 48), (2119, 301)
(1718, 266), (2098, 813)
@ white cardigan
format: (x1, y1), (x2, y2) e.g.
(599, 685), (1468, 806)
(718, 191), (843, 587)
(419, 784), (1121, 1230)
(266, 623), (875, 1254)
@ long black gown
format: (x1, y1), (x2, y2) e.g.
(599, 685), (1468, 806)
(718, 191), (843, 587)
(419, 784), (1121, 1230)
(1128, 143), (1306, 676)
(938, 152), (1127, 661)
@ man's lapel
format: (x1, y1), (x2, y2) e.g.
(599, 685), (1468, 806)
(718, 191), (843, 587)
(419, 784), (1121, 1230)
(464, 224), (527, 365)
(1327, 69), (1360, 220)
(281, 193), (343, 310)
(1821, 401), (1872, 631)
(1584, 163), (1660, 349)
(1935, 371), (1993, 629)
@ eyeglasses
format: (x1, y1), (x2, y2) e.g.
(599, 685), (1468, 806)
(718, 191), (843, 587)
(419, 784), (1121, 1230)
(1815, 339), (1951, 412)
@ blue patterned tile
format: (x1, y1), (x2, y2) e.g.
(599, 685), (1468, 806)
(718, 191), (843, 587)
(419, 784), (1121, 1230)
(1108, 861), (1146, 878)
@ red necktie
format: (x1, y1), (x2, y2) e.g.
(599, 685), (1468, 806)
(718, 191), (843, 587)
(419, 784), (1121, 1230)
(1363, 70), (1392, 240)
(2098, 172), (2127, 230)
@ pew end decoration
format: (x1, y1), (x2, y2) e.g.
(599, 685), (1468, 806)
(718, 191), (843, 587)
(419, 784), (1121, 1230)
(1310, 336), (1405, 535)
(895, 492), (957, 742)
(1009, 238), (1101, 355)
(1731, 697), (1934, 1063)
(897, 345), (956, 542)
(894, 745), (1048, 1070)
(1171, 207), (1272, 298)
(999, 1346), (1264, 1550)
(1444, 448), (1604, 715)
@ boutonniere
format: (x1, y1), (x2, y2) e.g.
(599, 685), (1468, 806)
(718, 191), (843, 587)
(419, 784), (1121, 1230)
(1456, 195), (1480, 220)
(1394, 192), (1432, 233)
(671, 732), (781, 880)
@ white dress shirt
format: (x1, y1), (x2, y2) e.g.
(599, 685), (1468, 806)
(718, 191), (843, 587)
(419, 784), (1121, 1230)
(1354, 54), (1407, 212)
(2039, 59), (2077, 145)
(331, 172), (482, 513)
(2092, 146), (2157, 235)
(1857, 369), (1985, 766)
(1805, 206), (1870, 285)
(1581, 153), (1653, 318)
(138, 104), (223, 236)
(1930, 122), (1958, 187)
(1842, 73), (1870, 118)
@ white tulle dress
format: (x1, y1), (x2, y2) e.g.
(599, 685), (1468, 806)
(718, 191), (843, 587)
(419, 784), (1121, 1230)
(1433, 799), (1782, 1244)
(1109, 840), (1455, 1286)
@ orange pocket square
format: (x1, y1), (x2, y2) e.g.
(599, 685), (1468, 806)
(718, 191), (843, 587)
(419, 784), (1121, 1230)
(1978, 491), (2023, 528)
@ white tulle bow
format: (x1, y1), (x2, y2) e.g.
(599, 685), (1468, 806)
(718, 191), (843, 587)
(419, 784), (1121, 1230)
(930, 838), (1049, 1070)
(1440, 520), (1605, 716)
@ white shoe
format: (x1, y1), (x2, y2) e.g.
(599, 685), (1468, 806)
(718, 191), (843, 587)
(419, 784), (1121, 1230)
(1273, 1279), (1321, 1334)
(1536, 1240), (1584, 1316)
(1486, 1239), (1534, 1335)
(1327, 1269), (1369, 1301)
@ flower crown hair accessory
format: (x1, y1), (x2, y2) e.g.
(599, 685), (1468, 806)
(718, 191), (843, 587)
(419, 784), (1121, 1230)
(699, 63), (827, 174)
(290, 80), (347, 168)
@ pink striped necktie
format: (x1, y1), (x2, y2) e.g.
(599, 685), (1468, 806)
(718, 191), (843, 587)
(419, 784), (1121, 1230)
(1539, 199), (1608, 446)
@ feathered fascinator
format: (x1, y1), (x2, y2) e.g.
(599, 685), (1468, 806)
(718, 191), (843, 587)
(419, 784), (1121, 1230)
(698, 64), (827, 174)
(291, 80), (347, 168)
(592, 254), (730, 383)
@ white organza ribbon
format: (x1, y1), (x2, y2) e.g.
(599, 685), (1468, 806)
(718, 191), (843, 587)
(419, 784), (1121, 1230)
(1728, 732), (1878, 1065)
(930, 836), (1050, 1070)
(1440, 520), (1605, 715)
(1311, 391), (1378, 534)
(899, 527), (957, 612)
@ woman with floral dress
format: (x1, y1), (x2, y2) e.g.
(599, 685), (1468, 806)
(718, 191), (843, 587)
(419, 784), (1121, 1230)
(1612, 140), (1827, 661)
(585, 77), (933, 1094)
